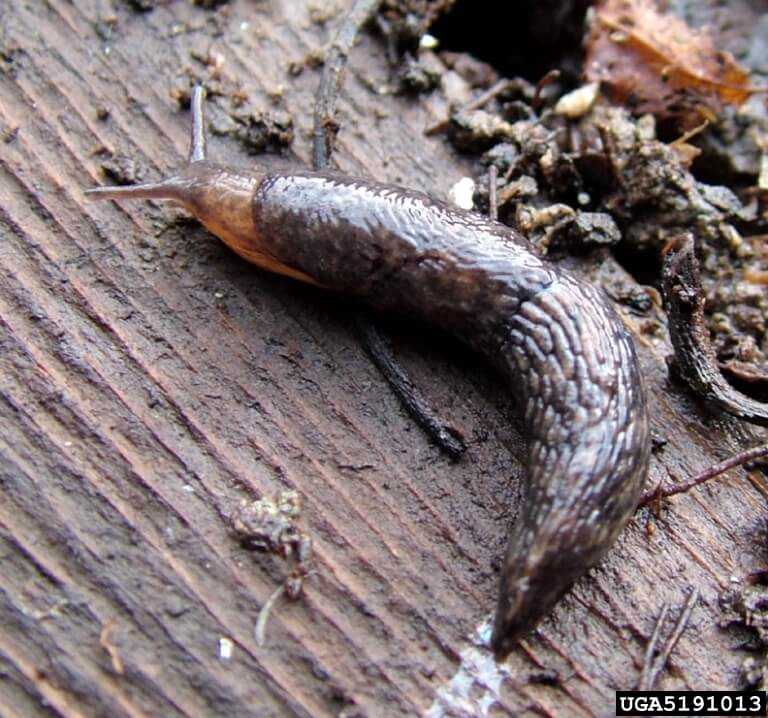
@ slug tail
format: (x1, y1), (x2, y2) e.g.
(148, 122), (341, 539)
(488, 278), (650, 661)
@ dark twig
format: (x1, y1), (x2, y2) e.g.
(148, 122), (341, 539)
(640, 443), (768, 505)
(312, 0), (383, 170)
(661, 233), (768, 425)
(638, 588), (699, 691)
(311, 0), (466, 458)
(356, 318), (466, 460)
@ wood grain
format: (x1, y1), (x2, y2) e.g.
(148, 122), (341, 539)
(1, 1), (766, 716)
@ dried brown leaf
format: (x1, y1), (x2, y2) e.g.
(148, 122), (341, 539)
(585, 0), (758, 127)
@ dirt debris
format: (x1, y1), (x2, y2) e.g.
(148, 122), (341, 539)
(721, 575), (768, 689)
(391, 0), (768, 374)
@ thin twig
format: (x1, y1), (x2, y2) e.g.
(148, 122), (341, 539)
(640, 443), (768, 505)
(188, 85), (207, 163)
(721, 358), (768, 388)
(638, 603), (669, 689)
(312, 0), (383, 170)
(531, 69), (560, 113)
(488, 164), (498, 221)
(99, 618), (125, 674)
(255, 584), (286, 647)
(638, 588), (699, 691)
(425, 78), (512, 136)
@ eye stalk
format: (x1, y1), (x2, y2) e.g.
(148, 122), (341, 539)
(84, 85), (217, 205)
(85, 86), (315, 285)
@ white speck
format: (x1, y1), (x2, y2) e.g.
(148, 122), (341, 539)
(240, 21), (250, 32)
(759, 150), (768, 190)
(426, 616), (514, 717)
(577, 191), (591, 206)
(214, 290), (224, 299)
(219, 637), (234, 660)
(448, 177), (475, 210)
(420, 34), (439, 50)
(554, 82), (600, 119)
(64, 441), (73, 448)
(182, 484), (195, 493)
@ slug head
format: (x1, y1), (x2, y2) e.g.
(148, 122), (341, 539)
(85, 86), (314, 285)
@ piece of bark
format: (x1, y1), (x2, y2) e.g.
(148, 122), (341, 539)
(0, 1), (767, 716)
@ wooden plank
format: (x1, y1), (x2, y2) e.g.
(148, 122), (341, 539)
(0, 1), (766, 716)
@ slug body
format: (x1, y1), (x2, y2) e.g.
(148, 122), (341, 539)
(87, 90), (650, 659)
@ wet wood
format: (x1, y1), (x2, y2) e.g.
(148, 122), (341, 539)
(1, 1), (767, 716)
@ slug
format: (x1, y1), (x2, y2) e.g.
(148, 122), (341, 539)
(86, 88), (650, 659)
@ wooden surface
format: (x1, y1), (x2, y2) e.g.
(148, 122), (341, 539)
(1, 1), (767, 716)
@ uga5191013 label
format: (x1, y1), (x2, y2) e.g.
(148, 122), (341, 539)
(616, 691), (766, 716)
